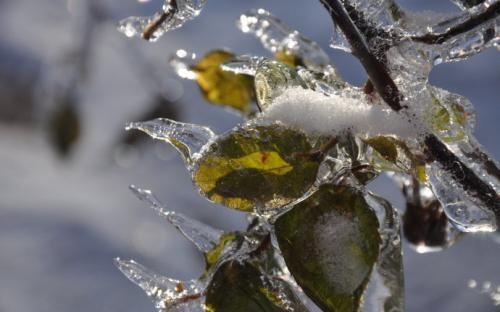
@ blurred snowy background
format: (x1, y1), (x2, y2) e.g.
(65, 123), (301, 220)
(0, 0), (499, 311)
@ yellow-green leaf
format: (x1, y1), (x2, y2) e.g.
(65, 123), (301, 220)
(364, 135), (415, 174)
(193, 123), (319, 211)
(192, 50), (255, 113)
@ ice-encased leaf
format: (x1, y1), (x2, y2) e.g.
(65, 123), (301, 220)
(191, 50), (255, 113)
(126, 118), (215, 167)
(238, 8), (337, 75)
(426, 86), (476, 142)
(193, 122), (319, 212)
(118, 0), (207, 42)
(205, 260), (308, 312)
(170, 50), (255, 114)
(114, 259), (205, 312)
(364, 135), (415, 174)
(275, 185), (382, 311)
(129, 185), (224, 253)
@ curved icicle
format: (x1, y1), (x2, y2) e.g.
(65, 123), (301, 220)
(114, 258), (205, 311)
(125, 118), (215, 167)
(238, 9), (338, 75)
(129, 185), (224, 253)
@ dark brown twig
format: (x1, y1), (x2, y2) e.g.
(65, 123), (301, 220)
(142, 0), (178, 41)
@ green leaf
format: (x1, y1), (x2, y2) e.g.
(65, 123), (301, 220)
(427, 87), (475, 142)
(194, 123), (319, 211)
(275, 185), (381, 312)
(192, 50), (255, 113)
(364, 135), (415, 174)
(205, 260), (305, 312)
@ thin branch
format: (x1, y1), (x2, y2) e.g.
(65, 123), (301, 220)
(142, 0), (178, 41)
(412, 1), (500, 44)
(317, 0), (500, 218)
(318, 0), (403, 111)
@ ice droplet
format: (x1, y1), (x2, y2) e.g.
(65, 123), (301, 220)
(169, 49), (198, 80)
(129, 185), (224, 253)
(125, 118), (215, 166)
(428, 161), (497, 233)
(118, 0), (207, 42)
(238, 9), (337, 74)
(114, 258), (205, 311)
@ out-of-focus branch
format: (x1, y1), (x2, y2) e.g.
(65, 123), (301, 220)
(142, 0), (178, 41)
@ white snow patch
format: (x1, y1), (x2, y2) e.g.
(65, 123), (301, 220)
(261, 87), (419, 139)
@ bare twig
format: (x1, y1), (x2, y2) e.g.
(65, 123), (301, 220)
(143, 0), (178, 41)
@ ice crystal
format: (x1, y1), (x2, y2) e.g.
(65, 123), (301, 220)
(129, 185), (224, 252)
(125, 118), (215, 167)
(118, 0), (207, 42)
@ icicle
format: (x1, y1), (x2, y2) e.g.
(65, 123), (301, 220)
(221, 55), (264, 76)
(125, 118), (215, 167)
(237, 9), (336, 74)
(169, 49), (198, 80)
(129, 185), (224, 253)
(428, 160), (497, 233)
(118, 0), (207, 42)
(330, 25), (353, 53)
(114, 258), (205, 312)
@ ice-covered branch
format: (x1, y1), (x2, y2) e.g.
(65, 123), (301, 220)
(318, 0), (403, 111)
(118, 0), (206, 42)
(317, 0), (500, 222)
(414, 0), (499, 44)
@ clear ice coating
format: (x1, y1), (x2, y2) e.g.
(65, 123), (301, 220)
(221, 55), (264, 76)
(129, 185), (224, 253)
(389, 173), (463, 253)
(114, 258), (206, 312)
(362, 192), (404, 312)
(428, 160), (497, 233)
(118, 0), (207, 42)
(402, 0), (500, 64)
(125, 118), (215, 167)
(254, 59), (307, 110)
(237, 9), (338, 75)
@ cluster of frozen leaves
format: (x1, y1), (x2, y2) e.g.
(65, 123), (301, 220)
(116, 0), (499, 311)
